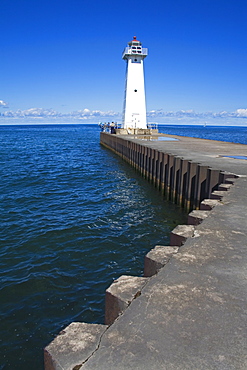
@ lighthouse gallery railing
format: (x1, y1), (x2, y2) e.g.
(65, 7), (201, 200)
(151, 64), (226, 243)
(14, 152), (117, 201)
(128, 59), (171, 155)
(122, 47), (148, 58)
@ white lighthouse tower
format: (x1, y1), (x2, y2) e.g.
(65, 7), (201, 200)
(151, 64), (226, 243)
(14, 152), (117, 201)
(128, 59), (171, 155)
(122, 36), (148, 130)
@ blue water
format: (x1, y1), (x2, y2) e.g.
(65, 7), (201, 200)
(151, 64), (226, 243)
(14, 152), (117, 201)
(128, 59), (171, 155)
(1, 123), (246, 369)
(158, 124), (247, 145)
(0, 124), (188, 369)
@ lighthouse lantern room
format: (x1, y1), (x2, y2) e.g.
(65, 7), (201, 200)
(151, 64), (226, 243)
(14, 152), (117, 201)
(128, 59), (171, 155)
(122, 36), (148, 130)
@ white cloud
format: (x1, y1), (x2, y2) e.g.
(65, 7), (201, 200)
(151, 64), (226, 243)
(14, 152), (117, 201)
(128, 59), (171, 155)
(147, 109), (247, 119)
(0, 100), (8, 107)
(70, 109), (119, 118)
(1, 107), (247, 123)
(147, 109), (200, 118)
(235, 109), (247, 118)
(2, 108), (60, 117)
(0, 107), (120, 120)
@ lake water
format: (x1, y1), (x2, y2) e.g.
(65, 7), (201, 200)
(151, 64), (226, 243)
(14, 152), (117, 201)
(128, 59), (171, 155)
(158, 124), (247, 144)
(1, 123), (246, 369)
(0, 124), (189, 369)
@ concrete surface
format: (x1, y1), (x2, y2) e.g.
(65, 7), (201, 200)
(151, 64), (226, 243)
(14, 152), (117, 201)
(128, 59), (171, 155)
(144, 245), (179, 277)
(105, 275), (148, 325)
(200, 199), (222, 210)
(45, 134), (247, 369)
(44, 323), (106, 370)
(187, 210), (210, 225)
(170, 224), (195, 246)
(125, 133), (247, 175)
(81, 176), (247, 370)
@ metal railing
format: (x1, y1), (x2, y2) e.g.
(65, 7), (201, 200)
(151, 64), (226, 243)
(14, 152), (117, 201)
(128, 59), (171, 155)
(99, 122), (158, 133)
(122, 47), (148, 59)
(147, 122), (158, 130)
(98, 122), (121, 133)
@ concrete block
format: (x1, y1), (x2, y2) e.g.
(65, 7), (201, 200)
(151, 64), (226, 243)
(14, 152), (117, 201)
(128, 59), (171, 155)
(224, 177), (236, 185)
(144, 245), (179, 277)
(135, 129), (145, 135)
(218, 183), (232, 191)
(44, 322), (106, 370)
(115, 129), (128, 135)
(170, 225), (195, 246)
(200, 198), (222, 210)
(206, 168), (220, 196)
(105, 275), (147, 325)
(187, 210), (210, 225)
(210, 190), (226, 200)
(220, 171), (238, 181)
(184, 162), (198, 211)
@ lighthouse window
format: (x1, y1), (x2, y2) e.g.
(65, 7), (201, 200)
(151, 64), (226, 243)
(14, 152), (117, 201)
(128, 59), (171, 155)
(137, 47), (141, 49)
(132, 58), (140, 63)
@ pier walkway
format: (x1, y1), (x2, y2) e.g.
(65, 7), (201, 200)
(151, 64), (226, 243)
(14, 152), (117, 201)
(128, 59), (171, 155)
(45, 134), (247, 370)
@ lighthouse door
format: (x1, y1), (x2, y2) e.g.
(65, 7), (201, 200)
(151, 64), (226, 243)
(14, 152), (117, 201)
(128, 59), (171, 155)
(132, 114), (140, 128)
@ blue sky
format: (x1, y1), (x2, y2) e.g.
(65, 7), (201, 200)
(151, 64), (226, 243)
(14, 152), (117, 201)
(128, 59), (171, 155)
(1, 0), (247, 123)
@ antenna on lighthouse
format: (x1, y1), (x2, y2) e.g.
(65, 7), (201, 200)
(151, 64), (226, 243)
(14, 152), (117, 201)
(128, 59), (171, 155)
(122, 36), (148, 130)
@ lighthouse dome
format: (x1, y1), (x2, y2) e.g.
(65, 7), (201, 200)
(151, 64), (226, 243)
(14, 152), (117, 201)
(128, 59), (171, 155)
(128, 36), (142, 46)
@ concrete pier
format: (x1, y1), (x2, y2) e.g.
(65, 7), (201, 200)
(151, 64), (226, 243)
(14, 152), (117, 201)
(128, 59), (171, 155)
(100, 132), (243, 211)
(44, 133), (247, 369)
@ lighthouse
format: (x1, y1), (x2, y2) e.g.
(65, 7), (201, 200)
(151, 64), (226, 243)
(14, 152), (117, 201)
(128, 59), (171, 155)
(122, 36), (148, 130)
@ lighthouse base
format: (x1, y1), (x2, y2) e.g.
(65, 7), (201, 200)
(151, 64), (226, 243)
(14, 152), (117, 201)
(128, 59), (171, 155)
(115, 128), (158, 135)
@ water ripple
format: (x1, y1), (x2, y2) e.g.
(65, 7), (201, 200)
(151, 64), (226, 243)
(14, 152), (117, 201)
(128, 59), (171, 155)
(0, 124), (186, 369)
